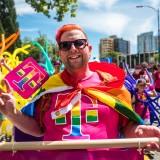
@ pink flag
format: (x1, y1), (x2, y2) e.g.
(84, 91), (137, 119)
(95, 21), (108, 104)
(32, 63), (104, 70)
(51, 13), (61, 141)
(0, 148), (144, 160)
(5, 57), (49, 99)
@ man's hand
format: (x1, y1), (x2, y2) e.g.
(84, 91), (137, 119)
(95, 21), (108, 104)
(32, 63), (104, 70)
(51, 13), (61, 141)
(0, 80), (16, 116)
(135, 125), (160, 151)
(123, 123), (160, 151)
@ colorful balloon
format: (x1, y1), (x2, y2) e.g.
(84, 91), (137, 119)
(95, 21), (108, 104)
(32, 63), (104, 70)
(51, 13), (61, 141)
(31, 41), (54, 76)
(0, 36), (32, 136)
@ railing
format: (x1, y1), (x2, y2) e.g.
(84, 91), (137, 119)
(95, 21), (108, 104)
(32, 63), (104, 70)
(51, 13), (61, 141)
(0, 138), (159, 151)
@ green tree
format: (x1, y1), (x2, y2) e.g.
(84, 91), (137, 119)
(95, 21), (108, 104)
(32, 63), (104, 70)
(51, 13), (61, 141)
(25, 0), (79, 21)
(100, 51), (122, 63)
(21, 32), (58, 62)
(153, 53), (160, 64)
(0, 20), (5, 35)
(0, 0), (21, 53)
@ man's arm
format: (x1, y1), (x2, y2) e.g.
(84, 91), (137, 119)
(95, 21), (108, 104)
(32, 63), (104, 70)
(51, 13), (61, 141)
(122, 122), (139, 138)
(0, 92), (44, 137)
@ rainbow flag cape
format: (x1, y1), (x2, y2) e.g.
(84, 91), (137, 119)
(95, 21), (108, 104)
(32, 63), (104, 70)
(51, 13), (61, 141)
(22, 62), (143, 125)
(14, 62), (144, 160)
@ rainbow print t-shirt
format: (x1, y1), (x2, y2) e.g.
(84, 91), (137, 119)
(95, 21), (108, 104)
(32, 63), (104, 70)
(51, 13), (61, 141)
(33, 72), (141, 160)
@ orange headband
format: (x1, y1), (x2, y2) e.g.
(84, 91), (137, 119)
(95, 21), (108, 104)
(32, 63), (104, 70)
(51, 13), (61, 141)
(55, 24), (84, 43)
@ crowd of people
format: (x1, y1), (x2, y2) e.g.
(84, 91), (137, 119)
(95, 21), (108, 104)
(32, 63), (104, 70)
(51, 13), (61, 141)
(0, 24), (160, 159)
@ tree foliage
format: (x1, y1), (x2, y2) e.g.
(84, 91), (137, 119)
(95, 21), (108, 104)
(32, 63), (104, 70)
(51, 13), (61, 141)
(25, 0), (79, 22)
(21, 32), (58, 62)
(0, 0), (21, 53)
(153, 53), (160, 63)
(100, 51), (122, 63)
(0, 20), (5, 35)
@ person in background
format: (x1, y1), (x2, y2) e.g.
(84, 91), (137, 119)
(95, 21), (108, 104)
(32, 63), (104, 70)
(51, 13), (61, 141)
(0, 24), (160, 160)
(152, 65), (158, 74)
(132, 78), (157, 125)
(133, 62), (150, 83)
(153, 64), (160, 93)
(119, 62), (124, 69)
(132, 78), (157, 159)
(52, 60), (62, 75)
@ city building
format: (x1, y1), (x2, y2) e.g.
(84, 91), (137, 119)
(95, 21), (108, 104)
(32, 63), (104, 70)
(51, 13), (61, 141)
(99, 37), (114, 57)
(114, 38), (130, 55)
(99, 36), (130, 55)
(123, 31), (158, 69)
(99, 35), (130, 64)
(137, 31), (157, 54)
(98, 31), (159, 68)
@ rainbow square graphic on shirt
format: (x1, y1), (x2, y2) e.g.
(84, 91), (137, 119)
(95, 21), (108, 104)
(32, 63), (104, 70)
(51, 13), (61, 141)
(86, 110), (98, 122)
(55, 115), (66, 124)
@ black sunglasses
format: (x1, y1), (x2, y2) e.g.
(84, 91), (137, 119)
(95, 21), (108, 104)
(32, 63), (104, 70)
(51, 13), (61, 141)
(58, 39), (87, 51)
(139, 84), (146, 87)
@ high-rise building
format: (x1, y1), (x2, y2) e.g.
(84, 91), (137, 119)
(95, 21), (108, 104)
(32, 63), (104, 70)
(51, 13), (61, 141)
(99, 38), (114, 58)
(137, 31), (157, 54)
(114, 38), (130, 55)
(154, 35), (158, 52)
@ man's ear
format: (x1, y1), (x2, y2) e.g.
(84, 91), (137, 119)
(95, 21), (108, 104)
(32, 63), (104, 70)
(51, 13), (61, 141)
(89, 45), (92, 52)
(88, 45), (92, 57)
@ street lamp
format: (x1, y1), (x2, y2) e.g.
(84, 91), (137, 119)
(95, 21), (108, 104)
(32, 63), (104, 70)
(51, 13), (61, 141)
(136, 5), (160, 63)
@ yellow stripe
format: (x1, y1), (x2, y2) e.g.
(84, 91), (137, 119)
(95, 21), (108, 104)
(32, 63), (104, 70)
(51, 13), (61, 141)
(42, 74), (66, 90)
(27, 73), (32, 79)
(144, 155), (150, 160)
(86, 88), (133, 111)
(72, 103), (81, 116)
(87, 110), (98, 116)
(86, 89), (116, 109)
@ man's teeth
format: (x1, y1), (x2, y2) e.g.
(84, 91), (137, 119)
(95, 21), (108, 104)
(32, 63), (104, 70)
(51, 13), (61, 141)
(70, 55), (80, 59)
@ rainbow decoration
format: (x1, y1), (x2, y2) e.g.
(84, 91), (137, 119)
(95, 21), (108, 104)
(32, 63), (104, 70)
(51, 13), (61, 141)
(0, 30), (56, 138)
(63, 101), (90, 140)
(86, 110), (98, 123)
(5, 57), (49, 99)
(23, 71), (143, 129)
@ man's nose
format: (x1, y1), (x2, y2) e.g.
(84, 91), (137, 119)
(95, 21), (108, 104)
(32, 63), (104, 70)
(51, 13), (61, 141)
(69, 43), (78, 52)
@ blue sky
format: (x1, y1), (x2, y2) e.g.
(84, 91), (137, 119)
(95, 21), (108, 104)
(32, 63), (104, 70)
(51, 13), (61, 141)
(15, 0), (160, 61)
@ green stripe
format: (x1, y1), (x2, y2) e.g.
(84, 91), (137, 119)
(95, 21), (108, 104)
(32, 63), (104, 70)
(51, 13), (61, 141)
(87, 115), (97, 122)
(56, 117), (65, 124)
(17, 71), (24, 76)
(114, 100), (144, 124)
(30, 82), (34, 88)
(72, 116), (80, 125)
(23, 77), (28, 83)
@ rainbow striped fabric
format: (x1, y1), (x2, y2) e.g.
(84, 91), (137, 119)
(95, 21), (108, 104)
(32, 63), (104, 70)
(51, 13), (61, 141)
(25, 69), (143, 125)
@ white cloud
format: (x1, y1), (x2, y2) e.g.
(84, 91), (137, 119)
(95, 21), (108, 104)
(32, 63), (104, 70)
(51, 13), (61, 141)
(15, 0), (35, 15)
(79, 0), (118, 10)
(14, 0), (160, 54)
(138, 18), (155, 34)
(149, 0), (160, 8)
(20, 28), (39, 32)
(124, 17), (154, 46)
(78, 11), (130, 37)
